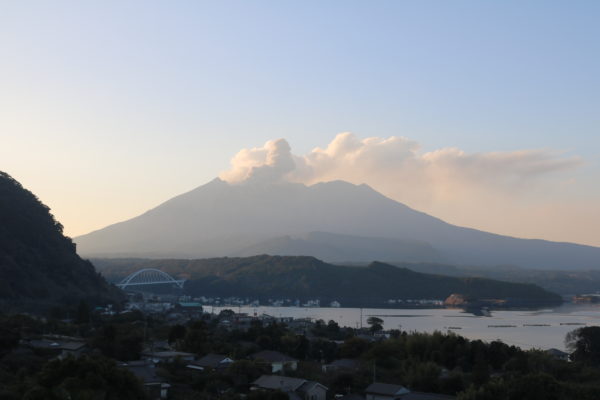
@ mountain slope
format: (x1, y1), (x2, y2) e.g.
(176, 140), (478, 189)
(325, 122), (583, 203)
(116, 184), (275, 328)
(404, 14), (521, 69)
(91, 255), (563, 307)
(75, 178), (600, 270)
(0, 172), (121, 311)
(232, 231), (443, 263)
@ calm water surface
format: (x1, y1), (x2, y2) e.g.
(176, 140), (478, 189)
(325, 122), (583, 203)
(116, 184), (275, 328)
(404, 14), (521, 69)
(212, 303), (600, 351)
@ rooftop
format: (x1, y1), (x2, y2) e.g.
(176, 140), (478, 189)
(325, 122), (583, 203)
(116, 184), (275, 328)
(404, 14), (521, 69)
(251, 350), (298, 363)
(253, 375), (306, 391)
(142, 351), (195, 359)
(365, 382), (410, 396)
(400, 392), (456, 400)
(195, 353), (233, 368)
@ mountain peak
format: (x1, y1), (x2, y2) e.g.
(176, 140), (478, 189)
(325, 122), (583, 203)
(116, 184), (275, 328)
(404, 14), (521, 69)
(74, 175), (600, 270)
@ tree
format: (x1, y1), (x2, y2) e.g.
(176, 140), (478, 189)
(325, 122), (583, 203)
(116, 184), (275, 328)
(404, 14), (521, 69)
(75, 300), (90, 324)
(219, 309), (235, 318)
(169, 324), (187, 345)
(367, 316), (384, 333)
(92, 323), (143, 361)
(27, 355), (147, 399)
(0, 327), (20, 357)
(340, 337), (369, 358)
(227, 360), (266, 384)
(566, 326), (600, 365)
(182, 322), (209, 354)
(405, 361), (442, 392)
(506, 373), (561, 400)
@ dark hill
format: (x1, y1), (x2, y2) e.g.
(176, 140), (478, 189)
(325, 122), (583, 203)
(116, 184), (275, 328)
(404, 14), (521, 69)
(0, 172), (121, 311)
(92, 255), (562, 307)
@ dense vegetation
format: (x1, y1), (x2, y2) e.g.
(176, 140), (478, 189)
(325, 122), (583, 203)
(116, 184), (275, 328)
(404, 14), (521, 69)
(2, 310), (600, 400)
(0, 171), (121, 311)
(93, 255), (562, 306)
(392, 262), (600, 296)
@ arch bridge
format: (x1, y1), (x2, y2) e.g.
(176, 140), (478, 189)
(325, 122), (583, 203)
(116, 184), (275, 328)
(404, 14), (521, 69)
(116, 268), (186, 290)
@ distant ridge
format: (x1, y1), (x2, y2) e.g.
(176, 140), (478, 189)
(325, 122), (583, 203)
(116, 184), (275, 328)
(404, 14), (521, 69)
(0, 171), (121, 311)
(76, 178), (600, 270)
(91, 255), (563, 307)
(232, 231), (444, 263)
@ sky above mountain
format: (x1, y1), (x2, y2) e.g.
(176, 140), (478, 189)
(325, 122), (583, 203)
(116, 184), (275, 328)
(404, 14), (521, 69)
(1, 1), (599, 245)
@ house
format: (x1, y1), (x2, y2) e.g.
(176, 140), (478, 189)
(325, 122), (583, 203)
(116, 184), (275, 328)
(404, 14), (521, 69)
(177, 302), (203, 310)
(142, 350), (196, 363)
(25, 336), (88, 360)
(365, 383), (410, 400)
(365, 383), (455, 400)
(253, 374), (328, 400)
(336, 395), (365, 400)
(121, 360), (171, 400)
(287, 318), (314, 334)
(251, 350), (298, 372)
(176, 302), (204, 319)
(191, 353), (234, 371)
(397, 393), (455, 400)
(144, 340), (173, 353)
(322, 358), (360, 373)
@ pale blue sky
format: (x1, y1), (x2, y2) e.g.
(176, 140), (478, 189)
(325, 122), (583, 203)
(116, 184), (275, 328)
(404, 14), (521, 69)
(1, 1), (599, 242)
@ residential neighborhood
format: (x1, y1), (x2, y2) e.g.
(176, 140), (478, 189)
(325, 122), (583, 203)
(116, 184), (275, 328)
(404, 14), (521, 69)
(3, 292), (597, 400)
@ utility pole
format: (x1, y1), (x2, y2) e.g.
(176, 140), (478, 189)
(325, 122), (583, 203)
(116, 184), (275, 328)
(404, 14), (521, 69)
(360, 308), (363, 330)
(373, 361), (377, 383)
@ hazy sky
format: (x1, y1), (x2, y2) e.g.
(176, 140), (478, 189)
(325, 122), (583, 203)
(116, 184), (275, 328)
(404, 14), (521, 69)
(1, 1), (599, 245)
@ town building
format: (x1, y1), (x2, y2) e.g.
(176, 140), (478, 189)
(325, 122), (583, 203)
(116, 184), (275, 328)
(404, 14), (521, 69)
(322, 358), (360, 373)
(142, 350), (196, 364)
(24, 336), (88, 360)
(121, 360), (170, 400)
(365, 383), (410, 400)
(253, 374), (328, 400)
(545, 348), (570, 361)
(251, 350), (298, 372)
(365, 382), (456, 400)
(191, 353), (234, 371)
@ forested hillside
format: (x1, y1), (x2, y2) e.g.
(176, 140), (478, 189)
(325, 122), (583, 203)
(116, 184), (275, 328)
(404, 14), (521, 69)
(93, 255), (562, 307)
(0, 172), (121, 311)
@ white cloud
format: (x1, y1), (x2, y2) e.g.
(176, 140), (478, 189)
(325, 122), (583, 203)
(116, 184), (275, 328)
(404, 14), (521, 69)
(220, 133), (597, 245)
(219, 138), (296, 184)
(220, 133), (582, 194)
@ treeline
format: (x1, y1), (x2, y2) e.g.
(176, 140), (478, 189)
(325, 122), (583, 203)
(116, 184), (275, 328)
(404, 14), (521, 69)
(395, 262), (600, 296)
(3, 309), (600, 399)
(92, 255), (562, 306)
